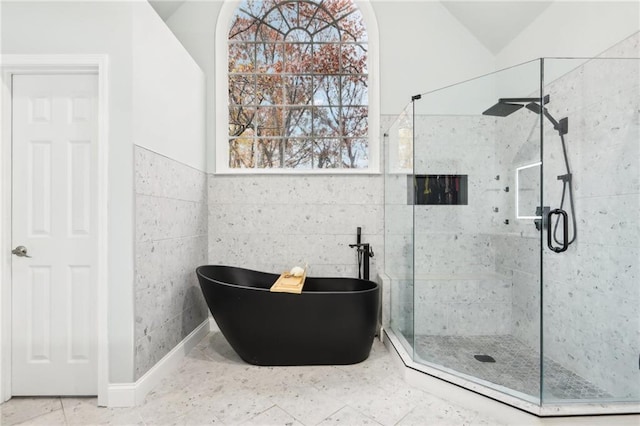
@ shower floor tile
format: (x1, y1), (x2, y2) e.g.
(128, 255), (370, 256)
(413, 335), (612, 400)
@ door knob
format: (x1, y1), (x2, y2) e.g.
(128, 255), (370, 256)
(11, 246), (32, 258)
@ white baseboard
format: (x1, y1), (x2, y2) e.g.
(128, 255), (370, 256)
(105, 383), (136, 408)
(106, 318), (213, 407)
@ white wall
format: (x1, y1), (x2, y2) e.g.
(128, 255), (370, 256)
(131, 2), (208, 380)
(165, 1), (224, 174)
(1, 0), (209, 387)
(133, 2), (207, 172)
(373, 1), (496, 115)
(497, 1), (640, 68)
(1, 1), (136, 384)
(165, 0), (219, 74)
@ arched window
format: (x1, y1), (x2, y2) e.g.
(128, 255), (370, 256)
(221, 0), (377, 171)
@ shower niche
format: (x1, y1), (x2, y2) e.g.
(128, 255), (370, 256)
(384, 48), (640, 415)
(409, 174), (468, 205)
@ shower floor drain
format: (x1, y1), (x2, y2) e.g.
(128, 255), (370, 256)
(474, 354), (496, 363)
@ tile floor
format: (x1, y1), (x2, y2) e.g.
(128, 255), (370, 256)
(414, 335), (611, 400)
(1, 331), (639, 426)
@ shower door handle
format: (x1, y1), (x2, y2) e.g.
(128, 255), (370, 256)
(547, 209), (568, 253)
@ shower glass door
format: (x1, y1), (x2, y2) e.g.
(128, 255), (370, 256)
(385, 103), (415, 355)
(410, 59), (545, 404)
(386, 41), (640, 412)
(540, 56), (640, 405)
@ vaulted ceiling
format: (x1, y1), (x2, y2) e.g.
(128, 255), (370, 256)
(147, 0), (553, 55)
(148, 0), (186, 21)
(441, 1), (553, 54)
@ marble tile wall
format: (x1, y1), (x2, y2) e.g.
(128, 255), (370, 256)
(413, 275), (512, 336)
(538, 37), (640, 399)
(207, 174), (384, 280)
(491, 234), (540, 350)
(488, 100), (543, 351)
(134, 146), (209, 380)
(384, 114), (514, 337)
(388, 278), (413, 336)
(492, 33), (640, 399)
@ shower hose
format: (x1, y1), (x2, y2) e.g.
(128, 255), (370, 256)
(552, 133), (577, 246)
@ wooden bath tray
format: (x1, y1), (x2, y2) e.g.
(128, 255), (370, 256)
(270, 270), (306, 294)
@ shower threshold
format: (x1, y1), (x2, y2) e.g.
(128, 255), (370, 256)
(383, 328), (640, 416)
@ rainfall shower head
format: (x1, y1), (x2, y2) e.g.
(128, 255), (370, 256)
(482, 102), (524, 117)
(482, 95), (550, 117)
(482, 95), (567, 135)
(525, 102), (542, 114)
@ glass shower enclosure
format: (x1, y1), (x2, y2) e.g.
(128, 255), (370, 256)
(384, 45), (639, 413)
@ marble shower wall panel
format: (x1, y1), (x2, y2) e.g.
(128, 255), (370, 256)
(538, 47), (640, 398)
(489, 68), (542, 353)
(413, 233), (494, 276)
(411, 115), (501, 276)
(413, 276), (512, 336)
(407, 115), (514, 336)
(494, 112), (541, 240)
(390, 278), (414, 336)
(492, 232), (540, 349)
(542, 249), (640, 397)
(134, 146), (209, 380)
(208, 175), (384, 279)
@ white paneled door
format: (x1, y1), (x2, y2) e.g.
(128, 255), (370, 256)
(11, 74), (98, 395)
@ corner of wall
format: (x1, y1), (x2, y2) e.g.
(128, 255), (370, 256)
(133, 146), (209, 380)
(107, 318), (211, 407)
(132, 1), (206, 172)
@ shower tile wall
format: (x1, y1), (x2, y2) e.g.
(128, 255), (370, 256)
(492, 105), (541, 352)
(413, 276), (512, 335)
(491, 234), (539, 349)
(492, 33), (640, 399)
(386, 115), (513, 336)
(208, 175), (384, 279)
(134, 146), (209, 380)
(540, 35), (640, 399)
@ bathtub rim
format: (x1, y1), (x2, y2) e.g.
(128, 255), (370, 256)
(196, 264), (379, 295)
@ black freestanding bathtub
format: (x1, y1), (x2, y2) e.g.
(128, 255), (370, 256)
(196, 265), (380, 366)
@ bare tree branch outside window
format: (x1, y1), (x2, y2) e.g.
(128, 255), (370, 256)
(229, 0), (369, 169)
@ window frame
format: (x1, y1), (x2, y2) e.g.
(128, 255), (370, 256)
(215, 0), (380, 174)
